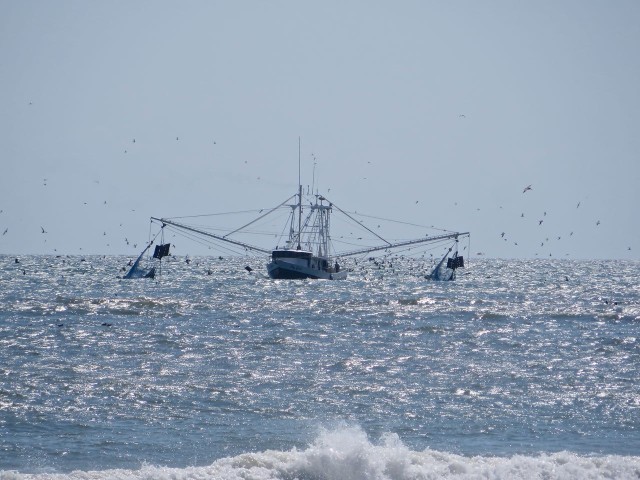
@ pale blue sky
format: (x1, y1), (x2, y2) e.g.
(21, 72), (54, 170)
(1, 1), (638, 258)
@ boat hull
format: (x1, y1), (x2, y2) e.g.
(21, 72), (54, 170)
(267, 259), (347, 280)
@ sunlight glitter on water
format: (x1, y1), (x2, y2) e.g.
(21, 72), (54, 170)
(1, 256), (639, 474)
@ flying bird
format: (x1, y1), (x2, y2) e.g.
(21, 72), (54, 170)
(40, 226), (47, 233)
(596, 220), (601, 226)
(523, 185), (532, 193)
(2, 228), (7, 235)
(538, 220), (543, 225)
(576, 202), (581, 208)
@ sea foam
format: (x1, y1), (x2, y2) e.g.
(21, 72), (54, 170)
(2, 426), (639, 480)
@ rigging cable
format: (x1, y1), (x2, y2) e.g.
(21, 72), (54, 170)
(224, 195), (296, 239)
(322, 196), (392, 246)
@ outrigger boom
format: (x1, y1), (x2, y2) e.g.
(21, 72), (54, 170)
(338, 231), (470, 258)
(150, 217), (272, 255)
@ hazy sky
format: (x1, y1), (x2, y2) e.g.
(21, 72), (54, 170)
(1, 1), (638, 259)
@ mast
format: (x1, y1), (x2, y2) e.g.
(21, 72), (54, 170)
(297, 137), (302, 250)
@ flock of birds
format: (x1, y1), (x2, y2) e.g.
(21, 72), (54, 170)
(484, 183), (631, 258)
(0, 175), (633, 262)
(0, 121), (634, 262)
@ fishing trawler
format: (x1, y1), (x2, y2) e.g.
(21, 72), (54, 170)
(266, 187), (346, 280)
(129, 142), (469, 281)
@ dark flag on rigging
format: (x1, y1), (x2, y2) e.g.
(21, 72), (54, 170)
(153, 243), (171, 259)
(447, 256), (464, 269)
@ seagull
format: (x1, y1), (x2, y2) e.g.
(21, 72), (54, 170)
(501, 232), (505, 238)
(538, 220), (543, 225)
(40, 226), (47, 234)
(576, 202), (581, 208)
(596, 220), (601, 226)
(2, 228), (7, 235)
(523, 185), (532, 193)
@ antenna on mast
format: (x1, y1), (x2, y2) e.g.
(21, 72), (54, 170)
(298, 137), (301, 188)
(297, 137), (302, 250)
(312, 154), (317, 196)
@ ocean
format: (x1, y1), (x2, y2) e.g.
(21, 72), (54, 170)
(1, 255), (639, 479)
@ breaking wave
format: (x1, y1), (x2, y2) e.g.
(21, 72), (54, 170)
(3, 426), (639, 480)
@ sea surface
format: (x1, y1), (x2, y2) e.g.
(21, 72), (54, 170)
(1, 255), (639, 479)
